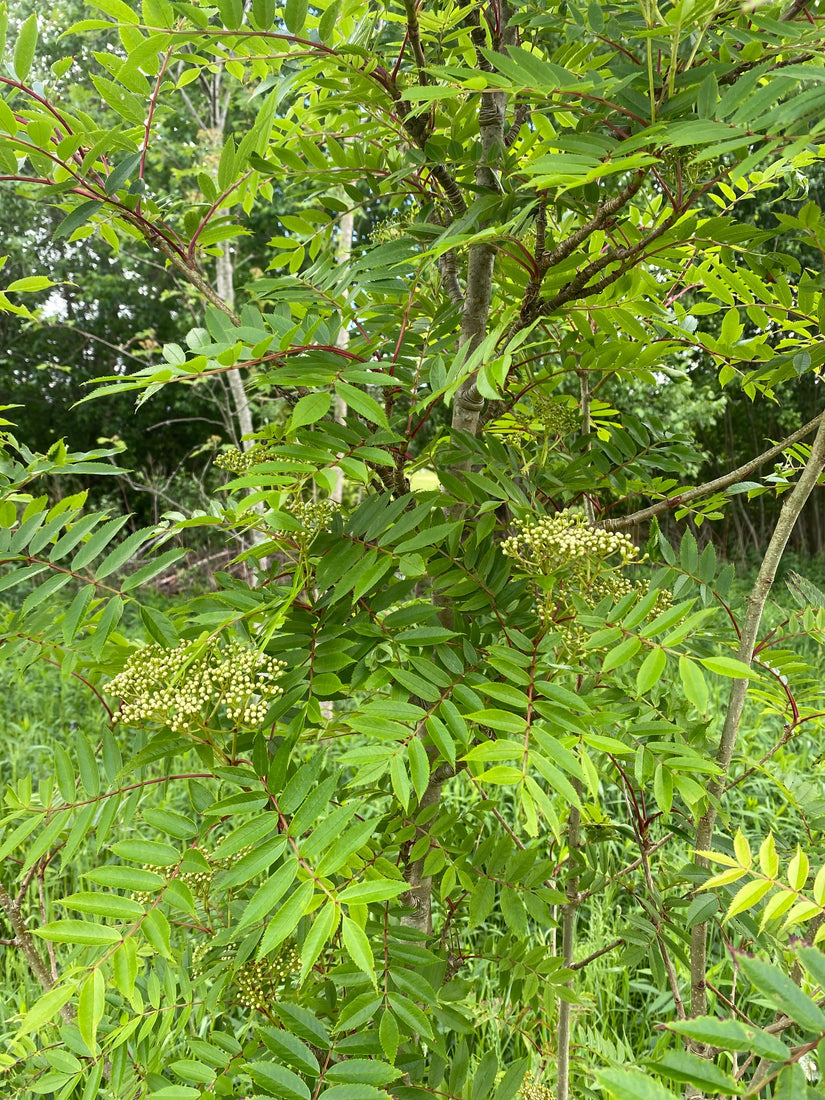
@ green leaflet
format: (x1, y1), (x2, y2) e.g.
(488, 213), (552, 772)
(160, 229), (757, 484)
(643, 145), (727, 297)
(593, 1068), (679, 1100)
(258, 881), (314, 958)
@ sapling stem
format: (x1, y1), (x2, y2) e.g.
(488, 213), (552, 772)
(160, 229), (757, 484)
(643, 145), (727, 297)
(557, 778), (582, 1100)
(686, 410), (825, 1097)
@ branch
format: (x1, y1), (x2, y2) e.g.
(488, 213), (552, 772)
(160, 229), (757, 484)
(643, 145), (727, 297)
(0, 879), (75, 1022)
(138, 46), (174, 207)
(150, 235), (240, 324)
(602, 410), (825, 530)
(568, 937), (625, 971)
(504, 101), (530, 149)
(402, 0), (428, 80)
(508, 170), (650, 339)
(544, 171), (649, 274)
(428, 163), (468, 218)
(388, 90), (467, 218)
(726, 721), (797, 792)
(438, 247), (463, 305)
(177, 75), (208, 131)
(400, 763), (457, 933)
(51, 322), (148, 365)
(451, 12), (515, 440)
(781, 0), (813, 20)
(717, 50), (813, 87)
(539, 211), (677, 318)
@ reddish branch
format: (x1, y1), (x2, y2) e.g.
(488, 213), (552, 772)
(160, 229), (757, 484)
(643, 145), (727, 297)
(138, 45), (175, 207)
(509, 169), (650, 338)
(540, 210), (678, 317)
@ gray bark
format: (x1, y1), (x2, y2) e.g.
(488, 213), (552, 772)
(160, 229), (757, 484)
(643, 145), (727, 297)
(0, 880), (75, 1023)
(215, 246), (254, 448)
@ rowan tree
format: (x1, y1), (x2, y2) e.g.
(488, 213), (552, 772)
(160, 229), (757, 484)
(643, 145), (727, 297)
(3, 2), (825, 1098)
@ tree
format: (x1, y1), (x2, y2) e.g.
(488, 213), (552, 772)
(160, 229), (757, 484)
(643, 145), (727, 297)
(0, 0), (302, 529)
(3, 1), (825, 1098)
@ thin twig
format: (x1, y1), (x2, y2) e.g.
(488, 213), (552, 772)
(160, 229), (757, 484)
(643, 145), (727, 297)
(569, 937), (625, 971)
(578, 832), (674, 901)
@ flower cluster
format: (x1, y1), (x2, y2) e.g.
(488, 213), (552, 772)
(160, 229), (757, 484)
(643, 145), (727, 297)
(521, 1075), (554, 1100)
(502, 510), (640, 581)
(214, 442), (275, 475)
(370, 210), (412, 244)
(486, 398), (580, 444)
(177, 859), (212, 896)
(234, 946), (301, 1009)
(191, 940), (300, 1011)
(502, 510), (670, 642)
(532, 393), (581, 437)
(132, 844), (254, 904)
(286, 496), (338, 533)
(108, 639), (285, 733)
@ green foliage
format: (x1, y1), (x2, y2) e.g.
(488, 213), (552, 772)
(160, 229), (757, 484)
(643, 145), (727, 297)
(3, 2), (825, 1099)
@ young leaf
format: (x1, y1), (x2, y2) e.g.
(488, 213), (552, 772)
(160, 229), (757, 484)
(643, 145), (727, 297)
(335, 381), (388, 428)
(284, 0), (308, 33)
(94, 527), (151, 579)
(236, 859), (298, 932)
(289, 391), (330, 431)
(379, 1009), (399, 1063)
(71, 515), (130, 571)
(259, 1028), (318, 1076)
(338, 879), (408, 905)
(77, 969), (104, 1055)
(699, 656), (751, 678)
(725, 878), (772, 920)
(248, 1062), (311, 1100)
(13, 13), (37, 80)
(33, 921), (122, 945)
(652, 1051), (741, 1095)
(139, 604), (179, 647)
(62, 584), (96, 644)
(316, 1088), (392, 1100)
(592, 1068), (680, 1100)
(53, 201), (103, 241)
(787, 846), (809, 891)
(342, 915), (375, 985)
(733, 829), (752, 869)
(16, 982), (77, 1038)
(299, 898), (339, 984)
(636, 647), (666, 695)
(668, 1016), (787, 1060)
(679, 656), (708, 713)
(324, 1059), (400, 1085)
(258, 880), (313, 958)
(601, 636), (641, 673)
(759, 833), (779, 878)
